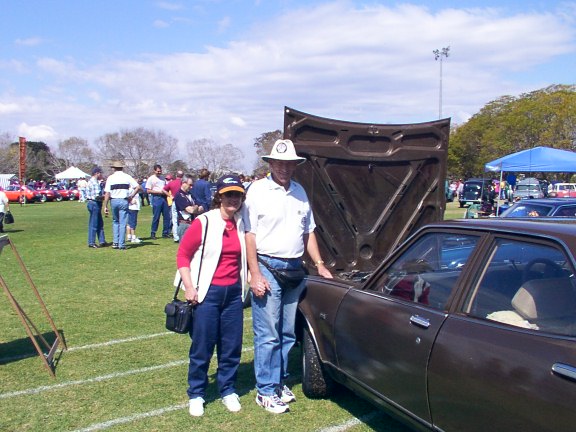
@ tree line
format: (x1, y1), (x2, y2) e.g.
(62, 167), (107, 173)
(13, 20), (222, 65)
(1, 84), (574, 182)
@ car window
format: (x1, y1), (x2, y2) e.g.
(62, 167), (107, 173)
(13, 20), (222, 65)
(371, 233), (480, 310)
(502, 204), (553, 217)
(466, 239), (576, 337)
(554, 206), (576, 217)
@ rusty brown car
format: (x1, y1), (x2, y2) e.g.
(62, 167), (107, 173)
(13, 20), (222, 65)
(284, 108), (576, 432)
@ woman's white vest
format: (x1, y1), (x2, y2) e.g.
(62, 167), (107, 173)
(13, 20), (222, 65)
(188, 209), (247, 303)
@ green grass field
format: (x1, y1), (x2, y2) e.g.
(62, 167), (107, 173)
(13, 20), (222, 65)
(0, 201), (415, 432)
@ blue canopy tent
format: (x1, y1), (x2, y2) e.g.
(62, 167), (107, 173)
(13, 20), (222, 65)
(484, 146), (576, 216)
(485, 146), (576, 172)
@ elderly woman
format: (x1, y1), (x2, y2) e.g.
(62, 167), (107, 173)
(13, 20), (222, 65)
(176, 174), (247, 417)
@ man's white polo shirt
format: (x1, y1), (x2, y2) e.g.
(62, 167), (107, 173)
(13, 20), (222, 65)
(243, 175), (315, 258)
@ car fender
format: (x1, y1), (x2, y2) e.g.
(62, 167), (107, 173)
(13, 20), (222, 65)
(298, 276), (352, 366)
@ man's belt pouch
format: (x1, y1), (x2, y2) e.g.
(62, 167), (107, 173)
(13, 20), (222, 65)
(258, 256), (306, 289)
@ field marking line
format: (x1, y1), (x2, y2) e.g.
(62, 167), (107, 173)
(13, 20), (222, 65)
(0, 316), (253, 363)
(316, 411), (380, 432)
(72, 402), (380, 432)
(71, 403), (187, 432)
(0, 346), (254, 400)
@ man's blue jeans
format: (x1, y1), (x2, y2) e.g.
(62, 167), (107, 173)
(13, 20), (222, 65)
(187, 282), (243, 399)
(151, 195), (170, 236)
(87, 200), (105, 245)
(251, 255), (305, 396)
(111, 198), (128, 248)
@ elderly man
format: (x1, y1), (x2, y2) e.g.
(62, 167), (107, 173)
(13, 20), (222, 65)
(243, 139), (332, 414)
(173, 174), (203, 240)
(103, 161), (140, 250)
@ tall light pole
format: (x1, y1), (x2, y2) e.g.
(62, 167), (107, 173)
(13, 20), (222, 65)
(433, 46), (450, 119)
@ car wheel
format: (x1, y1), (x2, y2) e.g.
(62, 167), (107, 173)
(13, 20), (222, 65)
(302, 325), (334, 398)
(40, 194), (47, 203)
(69, 194), (76, 201)
(56, 195), (63, 202)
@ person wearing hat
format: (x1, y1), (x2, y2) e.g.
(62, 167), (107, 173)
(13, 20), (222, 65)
(85, 166), (108, 248)
(102, 160), (141, 250)
(176, 174), (247, 417)
(243, 139), (332, 414)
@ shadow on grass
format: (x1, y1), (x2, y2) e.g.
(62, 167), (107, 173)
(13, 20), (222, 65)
(198, 343), (414, 431)
(0, 330), (67, 371)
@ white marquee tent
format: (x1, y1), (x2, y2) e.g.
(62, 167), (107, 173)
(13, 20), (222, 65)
(55, 166), (90, 180)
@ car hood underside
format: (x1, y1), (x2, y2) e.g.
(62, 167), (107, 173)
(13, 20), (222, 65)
(283, 107), (450, 277)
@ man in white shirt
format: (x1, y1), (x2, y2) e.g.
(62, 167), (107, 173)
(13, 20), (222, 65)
(102, 160), (140, 250)
(0, 189), (10, 233)
(243, 139), (332, 414)
(146, 164), (170, 240)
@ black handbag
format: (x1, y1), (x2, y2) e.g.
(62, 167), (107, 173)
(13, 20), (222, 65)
(165, 215), (208, 333)
(165, 281), (194, 334)
(4, 211), (14, 224)
(258, 256), (306, 289)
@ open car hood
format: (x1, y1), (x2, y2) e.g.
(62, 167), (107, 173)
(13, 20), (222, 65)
(283, 107), (449, 276)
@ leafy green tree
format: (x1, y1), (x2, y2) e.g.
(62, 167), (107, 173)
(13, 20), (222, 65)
(449, 85), (576, 179)
(252, 130), (282, 176)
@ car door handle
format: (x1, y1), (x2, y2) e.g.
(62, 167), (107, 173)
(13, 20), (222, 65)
(409, 315), (430, 329)
(552, 363), (576, 381)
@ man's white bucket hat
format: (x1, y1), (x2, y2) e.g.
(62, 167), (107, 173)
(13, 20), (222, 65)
(262, 139), (306, 165)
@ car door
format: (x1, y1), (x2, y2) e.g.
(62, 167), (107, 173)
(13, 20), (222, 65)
(428, 235), (576, 432)
(333, 231), (482, 425)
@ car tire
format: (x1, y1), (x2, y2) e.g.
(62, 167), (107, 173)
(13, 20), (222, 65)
(69, 194), (76, 201)
(302, 325), (334, 398)
(56, 195), (63, 202)
(40, 194), (47, 203)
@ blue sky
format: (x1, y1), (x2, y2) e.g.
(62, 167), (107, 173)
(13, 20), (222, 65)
(2, 0), (576, 170)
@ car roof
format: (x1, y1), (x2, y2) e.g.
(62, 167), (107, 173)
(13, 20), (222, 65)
(508, 198), (576, 205)
(424, 218), (576, 244)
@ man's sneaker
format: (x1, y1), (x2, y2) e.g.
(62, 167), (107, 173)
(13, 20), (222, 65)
(222, 393), (241, 412)
(255, 393), (289, 414)
(112, 243), (118, 249)
(188, 397), (205, 417)
(279, 385), (296, 403)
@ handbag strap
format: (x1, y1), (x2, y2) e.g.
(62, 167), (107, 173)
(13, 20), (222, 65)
(172, 215), (209, 301)
(196, 215), (209, 286)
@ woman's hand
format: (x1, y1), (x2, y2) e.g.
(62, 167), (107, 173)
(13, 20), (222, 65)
(184, 285), (199, 304)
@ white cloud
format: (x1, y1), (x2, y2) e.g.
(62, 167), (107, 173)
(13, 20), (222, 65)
(18, 123), (57, 141)
(15, 37), (44, 47)
(2, 2), (576, 170)
(156, 1), (183, 11)
(0, 103), (22, 114)
(153, 19), (170, 28)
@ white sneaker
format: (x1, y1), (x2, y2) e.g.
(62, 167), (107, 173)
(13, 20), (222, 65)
(222, 393), (241, 412)
(255, 393), (289, 414)
(279, 385), (296, 403)
(189, 397), (205, 417)
(131, 237), (142, 243)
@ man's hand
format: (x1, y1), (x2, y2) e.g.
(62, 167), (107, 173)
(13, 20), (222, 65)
(250, 271), (270, 298)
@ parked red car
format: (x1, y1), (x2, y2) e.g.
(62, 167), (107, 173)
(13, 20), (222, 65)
(2, 185), (42, 203)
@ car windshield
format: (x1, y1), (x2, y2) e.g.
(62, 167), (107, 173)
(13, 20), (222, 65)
(464, 184), (482, 192)
(516, 184), (540, 192)
(501, 203), (553, 217)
